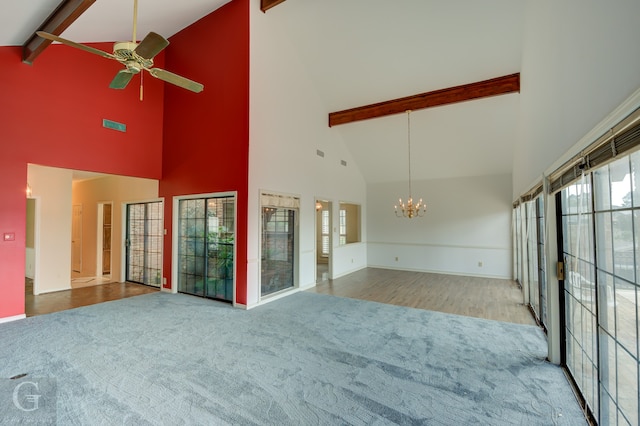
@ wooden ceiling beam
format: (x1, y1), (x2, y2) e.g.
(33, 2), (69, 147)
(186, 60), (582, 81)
(22, 0), (95, 65)
(328, 73), (520, 127)
(261, 0), (287, 13)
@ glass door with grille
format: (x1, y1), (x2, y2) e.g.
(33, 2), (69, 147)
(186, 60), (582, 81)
(261, 206), (296, 296)
(260, 193), (299, 297)
(177, 195), (235, 302)
(126, 201), (163, 287)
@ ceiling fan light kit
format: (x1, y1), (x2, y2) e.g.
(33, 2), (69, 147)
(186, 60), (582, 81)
(35, 0), (203, 97)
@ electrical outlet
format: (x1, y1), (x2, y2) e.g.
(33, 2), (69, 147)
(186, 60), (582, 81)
(395, 257), (399, 262)
(3, 233), (15, 241)
(478, 261), (483, 267)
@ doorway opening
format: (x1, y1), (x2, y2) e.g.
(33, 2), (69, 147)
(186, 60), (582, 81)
(25, 198), (37, 295)
(71, 204), (82, 273)
(315, 199), (332, 283)
(97, 202), (112, 280)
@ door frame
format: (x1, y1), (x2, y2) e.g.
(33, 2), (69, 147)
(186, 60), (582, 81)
(27, 196), (42, 295)
(96, 201), (113, 278)
(71, 204), (83, 273)
(172, 192), (237, 304)
(314, 198), (333, 283)
(121, 198), (165, 287)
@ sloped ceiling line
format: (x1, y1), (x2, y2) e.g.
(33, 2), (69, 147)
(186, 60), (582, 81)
(328, 73), (520, 127)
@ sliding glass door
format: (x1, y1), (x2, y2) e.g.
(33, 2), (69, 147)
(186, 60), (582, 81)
(516, 194), (547, 329)
(177, 195), (235, 302)
(126, 201), (163, 287)
(560, 178), (598, 418)
(558, 151), (639, 424)
(592, 155), (638, 425)
(535, 197), (548, 329)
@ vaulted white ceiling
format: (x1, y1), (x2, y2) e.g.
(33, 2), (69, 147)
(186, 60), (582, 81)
(2, 0), (525, 184)
(267, 0), (525, 183)
(0, 0), (231, 46)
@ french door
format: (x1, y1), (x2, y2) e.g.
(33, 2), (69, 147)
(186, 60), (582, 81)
(125, 201), (163, 287)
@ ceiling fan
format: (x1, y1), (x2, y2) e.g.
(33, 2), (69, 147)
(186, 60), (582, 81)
(36, 0), (204, 96)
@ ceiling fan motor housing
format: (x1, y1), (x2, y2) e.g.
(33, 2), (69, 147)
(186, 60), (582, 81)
(113, 41), (153, 73)
(113, 41), (137, 55)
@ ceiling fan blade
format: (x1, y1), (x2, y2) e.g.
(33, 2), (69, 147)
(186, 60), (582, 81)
(36, 31), (115, 60)
(109, 70), (137, 89)
(148, 68), (204, 93)
(134, 32), (169, 60)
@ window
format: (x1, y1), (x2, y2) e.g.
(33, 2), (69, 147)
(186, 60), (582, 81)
(261, 193), (299, 297)
(321, 210), (330, 256)
(339, 209), (346, 245)
(338, 202), (361, 245)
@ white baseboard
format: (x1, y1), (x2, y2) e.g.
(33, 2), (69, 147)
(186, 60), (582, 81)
(299, 282), (316, 291)
(367, 264), (511, 280)
(37, 286), (72, 295)
(0, 314), (26, 324)
(332, 265), (367, 280)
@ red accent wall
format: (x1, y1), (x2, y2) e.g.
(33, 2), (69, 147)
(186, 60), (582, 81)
(160, 0), (250, 304)
(0, 43), (165, 319)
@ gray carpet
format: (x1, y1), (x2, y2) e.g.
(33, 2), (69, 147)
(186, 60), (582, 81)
(0, 292), (586, 425)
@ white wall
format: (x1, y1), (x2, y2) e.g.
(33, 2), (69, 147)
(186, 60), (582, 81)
(513, 0), (640, 198)
(248, 1), (367, 307)
(27, 164), (73, 294)
(367, 174), (512, 279)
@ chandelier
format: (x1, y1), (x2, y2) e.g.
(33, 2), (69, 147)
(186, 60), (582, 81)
(395, 110), (426, 218)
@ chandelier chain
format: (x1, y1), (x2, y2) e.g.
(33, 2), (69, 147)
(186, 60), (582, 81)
(407, 110), (412, 198)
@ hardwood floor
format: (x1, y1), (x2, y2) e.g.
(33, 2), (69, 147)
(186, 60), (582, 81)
(25, 278), (159, 317)
(308, 268), (537, 326)
(25, 269), (535, 326)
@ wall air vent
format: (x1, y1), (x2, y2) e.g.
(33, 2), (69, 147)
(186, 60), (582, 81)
(103, 119), (126, 133)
